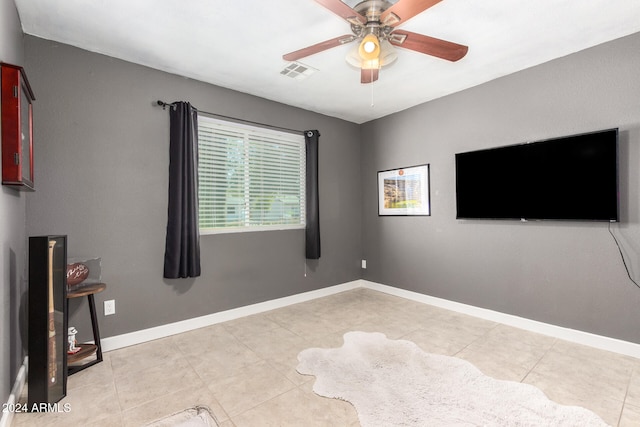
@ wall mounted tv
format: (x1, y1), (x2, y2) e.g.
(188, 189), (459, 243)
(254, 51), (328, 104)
(455, 128), (619, 222)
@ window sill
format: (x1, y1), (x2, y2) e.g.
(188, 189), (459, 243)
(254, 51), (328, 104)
(200, 224), (305, 235)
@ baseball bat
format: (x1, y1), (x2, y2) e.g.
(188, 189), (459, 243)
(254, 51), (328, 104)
(48, 239), (57, 385)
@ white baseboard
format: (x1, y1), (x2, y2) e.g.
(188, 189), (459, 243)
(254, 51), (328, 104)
(361, 280), (640, 359)
(99, 278), (640, 359)
(1, 357), (28, 427)
(101, 280), (363, 352)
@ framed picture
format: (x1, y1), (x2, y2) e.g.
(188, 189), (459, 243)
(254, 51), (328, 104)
(378, 164), (430, 216)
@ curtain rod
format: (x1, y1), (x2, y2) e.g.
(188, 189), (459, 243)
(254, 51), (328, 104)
(156, 100), (304, 135)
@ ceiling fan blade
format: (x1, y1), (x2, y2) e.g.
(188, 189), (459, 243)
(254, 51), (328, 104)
(380, 0), (443, 26)
(361, 68), (379, 84)
(283, 34), (356, 61)
(314, 0), (366, 25)
(389, 30), (468, 62)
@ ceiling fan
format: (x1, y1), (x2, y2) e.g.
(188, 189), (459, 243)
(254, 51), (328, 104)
(283, 0), (468, 84)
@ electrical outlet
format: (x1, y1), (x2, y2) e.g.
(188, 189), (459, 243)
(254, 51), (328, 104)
(104, 300), (115, 316)
(361, 260), (367, 269)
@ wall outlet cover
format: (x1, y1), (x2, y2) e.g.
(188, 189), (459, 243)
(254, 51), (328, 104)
(104, 300), (115, 316)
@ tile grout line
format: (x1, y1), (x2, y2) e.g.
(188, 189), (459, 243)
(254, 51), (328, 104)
(616, 365), (638, 427)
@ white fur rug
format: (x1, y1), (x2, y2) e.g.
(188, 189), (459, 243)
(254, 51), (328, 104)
(297, 331), (609, 426)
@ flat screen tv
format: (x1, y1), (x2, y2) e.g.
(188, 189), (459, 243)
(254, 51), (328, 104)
(455, 128), (619, 222)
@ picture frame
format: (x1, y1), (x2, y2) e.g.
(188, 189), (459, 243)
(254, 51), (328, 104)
(378, 164), (430, 216)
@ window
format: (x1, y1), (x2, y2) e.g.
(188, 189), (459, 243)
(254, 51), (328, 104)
(197, 115), (305, 234)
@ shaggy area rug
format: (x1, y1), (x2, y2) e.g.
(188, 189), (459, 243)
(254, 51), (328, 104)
(145, 405), (218, 427)
(297, 331), (609, 426)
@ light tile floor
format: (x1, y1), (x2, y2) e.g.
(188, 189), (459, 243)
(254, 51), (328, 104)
(11, 288), (640, 426)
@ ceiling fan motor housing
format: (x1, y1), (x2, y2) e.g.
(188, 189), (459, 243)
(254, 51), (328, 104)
(350, 0), (397, 41)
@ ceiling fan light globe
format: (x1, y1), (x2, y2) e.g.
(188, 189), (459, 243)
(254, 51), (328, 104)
(378, 39), (398, 66)
(358, 34), (380, 61)
(363, 41), (376, 53)
(345, 48), (362, 68)
(361, 58), (380, 70)
(346, 39), (397, 69)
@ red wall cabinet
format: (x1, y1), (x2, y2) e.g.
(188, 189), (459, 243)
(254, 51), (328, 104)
(1, 63), (35, 191)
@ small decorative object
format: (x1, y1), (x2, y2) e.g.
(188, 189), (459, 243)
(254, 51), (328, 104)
(67, 327), (80, 354)
(67, 257), (102, 286)
(66, 262), (89, 286)
(378, 164), (431, 216)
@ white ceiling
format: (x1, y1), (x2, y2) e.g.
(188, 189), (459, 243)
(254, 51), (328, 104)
(14, 0), (640, 124)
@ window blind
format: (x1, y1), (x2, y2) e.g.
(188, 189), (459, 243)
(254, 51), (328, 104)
(198, 116), (305, 233)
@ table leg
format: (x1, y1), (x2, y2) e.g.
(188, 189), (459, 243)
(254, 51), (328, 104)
(87, 293), (103, 363)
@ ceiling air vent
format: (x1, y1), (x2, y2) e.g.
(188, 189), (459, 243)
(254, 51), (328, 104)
(280, 62), (317, 80)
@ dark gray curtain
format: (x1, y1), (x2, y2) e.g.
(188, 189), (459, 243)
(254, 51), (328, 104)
(305, 130), (321, 259)
(163, 102), (201, 278)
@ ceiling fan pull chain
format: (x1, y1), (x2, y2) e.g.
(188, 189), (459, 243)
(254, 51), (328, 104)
(370, 70), (375, 107)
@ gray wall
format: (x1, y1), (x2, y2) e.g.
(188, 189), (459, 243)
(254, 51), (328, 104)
(0, 0), (27, 406)
(24, 36), (362, 341)
(362, 32), (640, 343)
